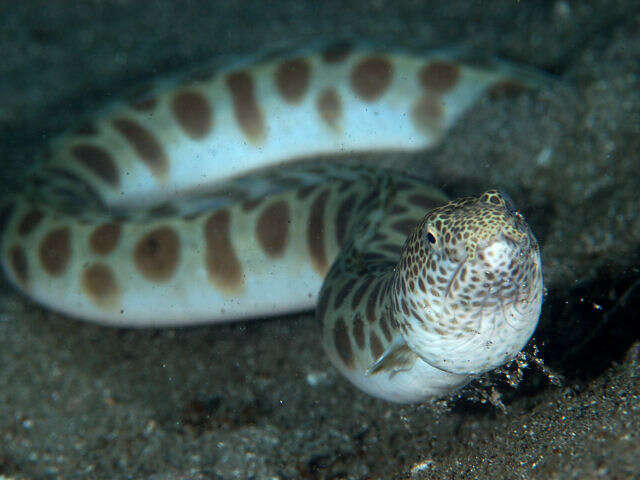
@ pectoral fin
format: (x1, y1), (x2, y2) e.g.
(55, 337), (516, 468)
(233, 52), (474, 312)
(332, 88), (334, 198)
(366, 335), (418, 376)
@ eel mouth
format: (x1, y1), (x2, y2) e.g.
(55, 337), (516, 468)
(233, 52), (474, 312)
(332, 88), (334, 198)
(481, 233), (541, 328)
(445, 228), (540, 326)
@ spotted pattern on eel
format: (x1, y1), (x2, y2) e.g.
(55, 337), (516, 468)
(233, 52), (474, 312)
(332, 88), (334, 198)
(0, 44), (544, 403)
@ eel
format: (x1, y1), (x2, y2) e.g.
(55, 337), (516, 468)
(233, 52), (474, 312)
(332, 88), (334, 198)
(0, 44), (543, 403)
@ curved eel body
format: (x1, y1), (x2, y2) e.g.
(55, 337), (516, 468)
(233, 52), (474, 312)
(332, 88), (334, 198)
(0, 45), (543, 403)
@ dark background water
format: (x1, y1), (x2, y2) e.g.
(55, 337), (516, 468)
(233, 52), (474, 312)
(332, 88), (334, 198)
(0, 1), (638, 478)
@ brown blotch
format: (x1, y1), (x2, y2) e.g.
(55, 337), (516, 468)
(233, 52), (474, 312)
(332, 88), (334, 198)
(256, 200), (290, 258)
(379, 315), (393, 342)
(18, 209), (44, 236)
(411, 95), (444, 133)
(241, 198), (263, 212)
(39, 227), (71, 276)
(362, 252), (386, 264)
(171, 91), (213, 140)
(366, 280), (382, 323)
(317, 88), (342, 131)
(322, 42), (352, 63)
(307, 189), (330, 275)
(357, 189), (378, 212)
(112, 118), (168, 180)
(71, 144), (120, 187)
(352, 277), (373, 310)
(369, 331), (384, 360)
(134, 226), (180, 282)
(9, 245), (28, 286)
(276, 58), (311, 104)
(333, 318), (354, 369)
(296, 184), (317, 200)
(205, 209), (244, 292)
(82, 263), (120, 308)
(316, 286), (332, 328)
(334, 278), (358, 309)
(351, 56), (393, 101)
(401, 298), (410, 315)
(89, 223), (121, 255)
(419, 62), (460, 93)
(42, 167), (107, 211)
(353, 313), (365, 349)
(335, 193), (357, 246)
(225, 71), (265, 144)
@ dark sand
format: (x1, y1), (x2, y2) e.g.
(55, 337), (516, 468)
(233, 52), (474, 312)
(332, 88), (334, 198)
(0, 1), (639, 478)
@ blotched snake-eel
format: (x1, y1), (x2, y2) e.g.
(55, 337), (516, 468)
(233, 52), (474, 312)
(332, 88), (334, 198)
(0, 44), (543, 402)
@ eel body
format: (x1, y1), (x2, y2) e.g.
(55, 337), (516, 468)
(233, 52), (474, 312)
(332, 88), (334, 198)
(0, 44), (543, 402)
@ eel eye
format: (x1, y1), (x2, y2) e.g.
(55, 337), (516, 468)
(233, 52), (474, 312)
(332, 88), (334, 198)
(426, 230), (437, 246)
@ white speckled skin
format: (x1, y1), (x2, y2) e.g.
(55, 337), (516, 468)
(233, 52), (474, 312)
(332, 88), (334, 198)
(0, 45), (543, 402)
